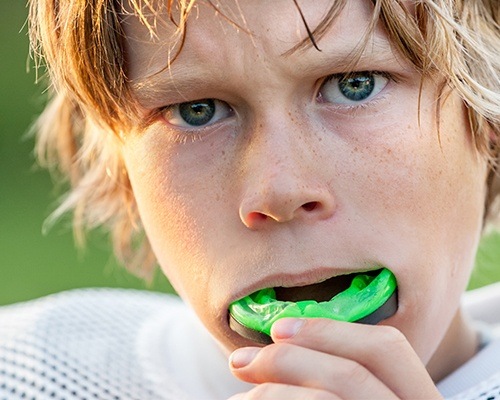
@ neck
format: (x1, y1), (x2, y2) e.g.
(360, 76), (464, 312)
(427, 307), (479, 382)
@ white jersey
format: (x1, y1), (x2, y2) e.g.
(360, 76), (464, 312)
(437, 283), (500, 399)
(0, 289), (251, 400)
(0, 284), (499, 400)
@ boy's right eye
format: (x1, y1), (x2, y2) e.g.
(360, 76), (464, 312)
(161, 99), (233, 128)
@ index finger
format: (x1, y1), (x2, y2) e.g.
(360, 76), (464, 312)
(270, 318), (442, 400)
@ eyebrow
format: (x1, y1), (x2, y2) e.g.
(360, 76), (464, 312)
(131, 66), (210, 108)
(298, 39), (399, 76)
(130, 38), (400, 108)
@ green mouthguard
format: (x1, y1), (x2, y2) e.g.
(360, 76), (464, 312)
(229, 268), (397, 343)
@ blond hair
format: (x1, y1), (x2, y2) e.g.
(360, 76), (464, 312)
(28, 0), (500, 278)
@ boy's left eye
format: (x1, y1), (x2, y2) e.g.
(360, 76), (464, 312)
(161, 99), (233, 128)
(319, 72), (389, 105)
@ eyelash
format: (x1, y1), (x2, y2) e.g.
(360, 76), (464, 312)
(152, 99), (234, 143)
(151, 70), (399, 142)
(317, 70), (398, 112)
(159, 121), (225, 144)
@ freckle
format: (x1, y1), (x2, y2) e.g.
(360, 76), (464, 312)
(386, 148), (392, 154)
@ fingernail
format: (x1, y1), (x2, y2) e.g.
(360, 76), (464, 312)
(229, 347), (260, 369)
(271, 318), (305, 339)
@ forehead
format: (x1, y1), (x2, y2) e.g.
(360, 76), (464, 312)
(122, 1), (393, 76)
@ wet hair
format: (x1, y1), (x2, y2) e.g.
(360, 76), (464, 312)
(28, 0), (500, 278)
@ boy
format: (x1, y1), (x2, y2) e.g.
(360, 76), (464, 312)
(1, 0), (499, 398)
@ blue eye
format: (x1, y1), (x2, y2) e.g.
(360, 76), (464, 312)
(320, 72), (389, 105)
(162, 99), (233, 128)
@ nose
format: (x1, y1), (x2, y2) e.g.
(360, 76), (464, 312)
(238, 122), (336, 229)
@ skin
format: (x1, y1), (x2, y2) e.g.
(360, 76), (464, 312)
(120, 0), (489, 398)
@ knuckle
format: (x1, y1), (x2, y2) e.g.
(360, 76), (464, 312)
(377, 325), (407, 347)
(344, 361), (371, 386)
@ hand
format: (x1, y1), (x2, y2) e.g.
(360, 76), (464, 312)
(228, 318), (443, 399)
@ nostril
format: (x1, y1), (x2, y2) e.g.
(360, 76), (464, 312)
(302, 201), (319, 212)
(247, 212), (268, 224)
(240, 196), (333, 228)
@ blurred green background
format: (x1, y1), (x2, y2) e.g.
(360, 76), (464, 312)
(0, 1), (173, 305)
(1, 2), (499, 306)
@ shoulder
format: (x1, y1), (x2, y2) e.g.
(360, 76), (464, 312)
(437, 283), (500, 399)
(438, 337), (500, 399)
(0, 288), (190, 400)
(0, 288), (183, 345)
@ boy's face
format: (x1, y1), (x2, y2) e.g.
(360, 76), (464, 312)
(121, 0), (488, 362)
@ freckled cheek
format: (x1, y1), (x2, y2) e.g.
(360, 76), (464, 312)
(396, 136), (482, 268)
(124, 144), (236, 296)
(360, 124), (476, 222)
(351, 128), (484, 354)
(338, 137), (428, 220)
(344, 116), (486, 286)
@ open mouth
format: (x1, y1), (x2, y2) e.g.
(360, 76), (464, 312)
(229, 268), (398, 344)
(274, 269), (381, 303)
